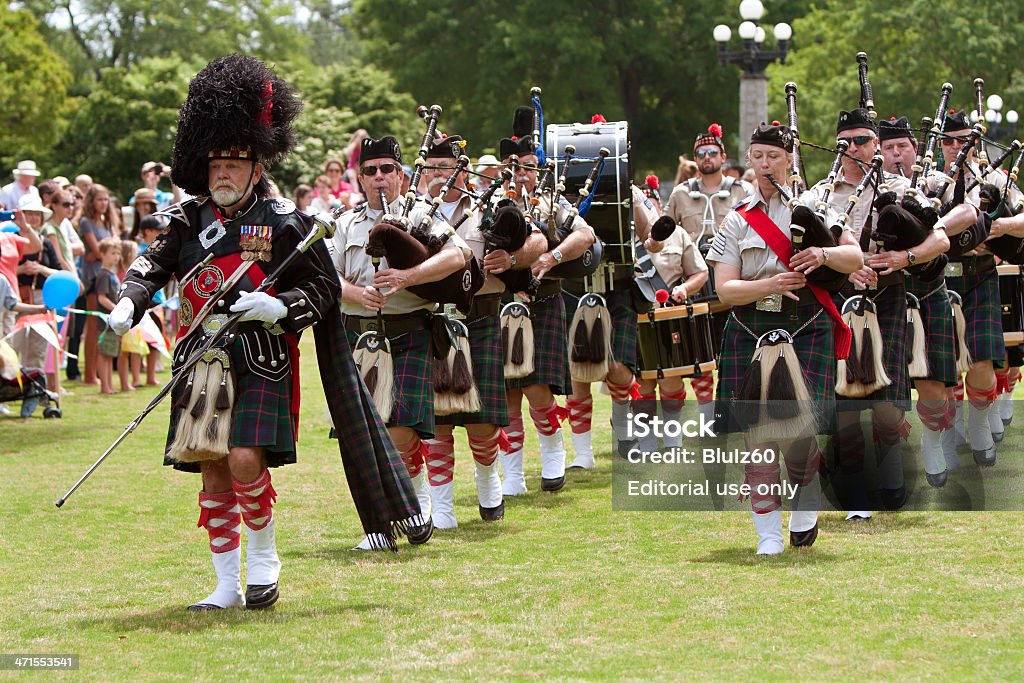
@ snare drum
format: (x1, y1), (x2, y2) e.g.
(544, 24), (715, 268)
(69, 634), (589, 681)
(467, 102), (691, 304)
(998, 263), (1024, 346)
(636, 303), (717, 380)
(546, 120), (631, 264)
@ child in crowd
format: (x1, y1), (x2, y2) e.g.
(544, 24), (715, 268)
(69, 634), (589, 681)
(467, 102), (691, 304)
(94, 237), (128, 394)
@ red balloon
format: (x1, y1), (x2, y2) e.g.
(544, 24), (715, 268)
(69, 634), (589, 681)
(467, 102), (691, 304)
(655, 289), (669, 303)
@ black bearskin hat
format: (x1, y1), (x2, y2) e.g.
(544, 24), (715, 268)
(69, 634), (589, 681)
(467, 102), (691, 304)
(513, 106), (535, 139)
(171, 54), (302, 197)
(499, 136), (536, 161)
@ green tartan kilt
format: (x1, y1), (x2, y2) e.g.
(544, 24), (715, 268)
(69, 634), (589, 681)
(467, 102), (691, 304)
(165, 337), (296, 473)
(346, 325), (435, 437)
(437, 313), (510, 427)
(505, 294), (571, 395)
(906, 274), (958, 386)
(946, 267), (1006, 367)
(714, 294), (836, 435)
(834, 282), (911, 411)
(563, 286), (638, 375)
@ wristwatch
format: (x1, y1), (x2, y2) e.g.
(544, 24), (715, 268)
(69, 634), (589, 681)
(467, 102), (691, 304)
(821, 248), (830, 264)
(551, 249), (564, 263)
(906, 250), (917, 265)
(509, 254), (517, 268)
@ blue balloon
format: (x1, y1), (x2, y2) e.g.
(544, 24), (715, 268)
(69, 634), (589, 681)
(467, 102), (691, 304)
(42, 271), (80, 310)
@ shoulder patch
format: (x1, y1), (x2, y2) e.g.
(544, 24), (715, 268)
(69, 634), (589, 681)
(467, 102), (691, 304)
(271, 198), (296, 214)
(156, 197), (206, 228)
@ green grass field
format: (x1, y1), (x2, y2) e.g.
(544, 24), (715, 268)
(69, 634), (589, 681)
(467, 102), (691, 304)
(2, 338), (1023, 681)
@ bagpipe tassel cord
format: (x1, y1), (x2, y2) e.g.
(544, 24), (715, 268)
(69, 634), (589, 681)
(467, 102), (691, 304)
(568, 295), (612, 383)
(750, 341), (815, 443)
(435, 327), (480, 416)
(734, 345), (765, 428)
(169, 356), (234, 463)
(951, 296), (973, 374)
(501, 306), (534, 379)
(907, 295), (929, 379)
(354, 334), (395, 422)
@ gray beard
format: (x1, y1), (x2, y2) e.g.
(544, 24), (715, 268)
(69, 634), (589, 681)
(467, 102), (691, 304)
(211, 187), (244, 207)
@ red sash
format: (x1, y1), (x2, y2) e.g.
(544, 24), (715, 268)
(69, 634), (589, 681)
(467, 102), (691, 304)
(736, 205), (851, 359)
(177, 252), (303, 434)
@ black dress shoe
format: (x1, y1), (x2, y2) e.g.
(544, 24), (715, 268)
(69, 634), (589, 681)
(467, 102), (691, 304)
(245, 583), (279, 609)
(992, 430), (1005, 443)
(973, 447), (996, 467)
(616, 440), (638, 459)
(1002, 415), (1012, 427)
(790, 523), (818, 548)
(187, 602), (226, 611)
(926, 470), (948, 488)
(880, 486), (908, 511)
(407, 518), (434, 545)
(541, 476), (565, 492)
(479, 501), (505, 521)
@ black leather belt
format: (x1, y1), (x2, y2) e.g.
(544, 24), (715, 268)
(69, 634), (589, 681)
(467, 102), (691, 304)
(876, 272), (903, 288)
(946, 254), (996, 277)
(535, 279), (562, 299)
(344, 311), (430, 336)
(467, 295), (501, 321)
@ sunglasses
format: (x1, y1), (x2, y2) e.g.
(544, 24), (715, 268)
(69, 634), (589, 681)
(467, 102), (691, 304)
(60, 201), (75, 208)
(361, 163), (398, 176)
(695, 149), (721, 158)
(839, 135), (874, 146)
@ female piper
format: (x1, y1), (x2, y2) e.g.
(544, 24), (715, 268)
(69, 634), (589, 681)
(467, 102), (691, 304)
(706, 122), (863, 555)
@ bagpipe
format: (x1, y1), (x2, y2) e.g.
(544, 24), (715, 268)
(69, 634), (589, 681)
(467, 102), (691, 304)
(980, 142), (1024, 263)
(364, 105), (483, 314)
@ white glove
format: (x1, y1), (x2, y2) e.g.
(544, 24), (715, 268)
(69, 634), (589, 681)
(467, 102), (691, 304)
(229, 291), (287, 324)
(108, 298), (136, 336)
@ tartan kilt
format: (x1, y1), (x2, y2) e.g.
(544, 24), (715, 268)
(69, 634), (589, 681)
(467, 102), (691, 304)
(563, 286), (638, 375)
(165, 337), (295, 473)
(437, 313), (509, 427)
(714, 295), (836, 435)
(834, 282), (911, 410)
(505, 294), (571, 394)
(906, 274), (958, 386)
(946, 267), (1006, 367)
(345, 326), (435, 437)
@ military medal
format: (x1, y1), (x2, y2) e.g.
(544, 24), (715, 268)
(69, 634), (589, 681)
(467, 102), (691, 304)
(240, 225), (273, 262)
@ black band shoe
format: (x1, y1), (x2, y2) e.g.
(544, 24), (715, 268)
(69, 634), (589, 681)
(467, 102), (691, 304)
(541, 476), (565, 492)
(245, 583), (279, 609)
(973, 448), (996, 467)
(407, 518), (434, 545)
(479, 501), (505, 521)
(187, 602), (226, 611)
(790, 523), (818, 548)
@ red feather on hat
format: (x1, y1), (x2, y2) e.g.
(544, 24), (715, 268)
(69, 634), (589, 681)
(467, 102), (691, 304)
(592, 114), (607, 124)
(645, 174), (660, 190)
(708, 123), (723, 138)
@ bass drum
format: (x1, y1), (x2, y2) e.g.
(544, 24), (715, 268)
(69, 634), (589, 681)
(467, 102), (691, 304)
(545, 120), (632, 265)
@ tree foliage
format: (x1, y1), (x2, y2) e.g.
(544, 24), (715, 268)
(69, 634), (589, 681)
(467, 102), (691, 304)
(45, 57), (199, 200)
(768, 0), (1024, 180)
(348, 0), (808, 181)
(0, 7), (73, 164)
(275, 62), (423, 194)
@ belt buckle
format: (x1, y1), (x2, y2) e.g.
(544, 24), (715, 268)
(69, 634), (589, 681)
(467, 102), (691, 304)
(756, 293), (783, 313)
(946, 262), (963, 277)
(359, 318), (382, 334)
(443, 303), (466, 320)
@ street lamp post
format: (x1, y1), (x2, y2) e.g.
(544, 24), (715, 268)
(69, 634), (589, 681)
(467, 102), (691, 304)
(971, 93), (1019, 143)
(713, 0), (792, 159)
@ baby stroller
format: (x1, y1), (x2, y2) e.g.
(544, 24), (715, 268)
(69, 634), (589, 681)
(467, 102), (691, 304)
(0, 340), (62, 418)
